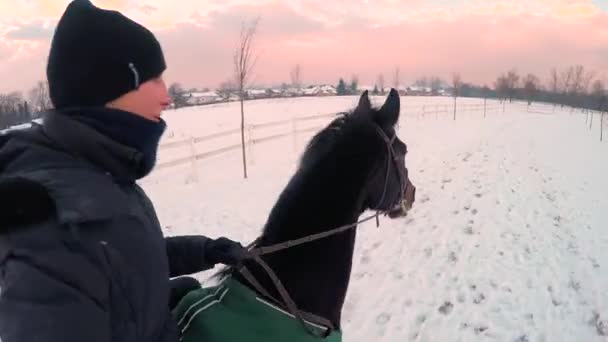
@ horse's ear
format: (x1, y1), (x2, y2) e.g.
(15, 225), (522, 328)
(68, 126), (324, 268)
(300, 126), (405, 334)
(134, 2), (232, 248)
(378, 88), (400, 127)
(357, 90), (371, 111)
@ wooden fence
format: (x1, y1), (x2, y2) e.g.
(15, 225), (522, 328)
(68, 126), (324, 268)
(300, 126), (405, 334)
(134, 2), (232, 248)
(153, 101), (507, 172)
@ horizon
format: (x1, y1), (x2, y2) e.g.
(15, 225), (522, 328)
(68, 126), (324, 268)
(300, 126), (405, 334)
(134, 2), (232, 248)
(1, 0), (607, 94)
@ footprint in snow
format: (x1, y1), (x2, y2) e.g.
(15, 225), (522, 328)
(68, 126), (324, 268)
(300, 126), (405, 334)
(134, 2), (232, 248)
(515, 334), (530, 342)
(474, 325), (489, 334)
(424, 247), (433, 258)
(438, 301), (454, 315)
(448, 251), (458, 263)
(376, 313), (391, 326)
(589, 311), (608, 336)
(589, 258), (600, 269)
(473, 293), (486, 304)
(457, 293), (466, 303)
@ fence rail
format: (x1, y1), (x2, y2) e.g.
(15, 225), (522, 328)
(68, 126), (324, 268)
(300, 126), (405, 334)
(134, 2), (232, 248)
(152, 101), (582, 175)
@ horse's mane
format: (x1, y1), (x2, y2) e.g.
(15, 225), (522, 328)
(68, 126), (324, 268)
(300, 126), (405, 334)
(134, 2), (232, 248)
(215, 107), (383, 281)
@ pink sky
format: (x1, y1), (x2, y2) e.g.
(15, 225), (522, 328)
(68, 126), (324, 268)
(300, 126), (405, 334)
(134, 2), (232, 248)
(0, 0), (607, 93)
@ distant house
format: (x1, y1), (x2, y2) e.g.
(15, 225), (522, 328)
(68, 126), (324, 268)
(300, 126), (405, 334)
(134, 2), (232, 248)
(246, 89), (267, 99)
(406, 86), (426, 96)
(265, 88), (283, 98)
(185, 91), (221, 105)
(318, 85), (337, 96)
(301, 85), (337, 96)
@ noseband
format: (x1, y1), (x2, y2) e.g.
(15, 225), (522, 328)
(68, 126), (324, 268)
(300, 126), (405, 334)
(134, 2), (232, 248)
(370, 124), (409, 212)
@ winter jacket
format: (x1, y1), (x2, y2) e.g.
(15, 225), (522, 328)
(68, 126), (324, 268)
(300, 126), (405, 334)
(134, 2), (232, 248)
(0, 111), (214, 342)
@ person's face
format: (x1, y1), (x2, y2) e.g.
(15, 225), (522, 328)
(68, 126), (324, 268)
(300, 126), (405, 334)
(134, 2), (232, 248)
(106, 74), (171, 122)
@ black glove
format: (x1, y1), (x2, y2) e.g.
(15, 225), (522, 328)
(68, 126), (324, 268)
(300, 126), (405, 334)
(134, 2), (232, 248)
(205, 237), (250, 266)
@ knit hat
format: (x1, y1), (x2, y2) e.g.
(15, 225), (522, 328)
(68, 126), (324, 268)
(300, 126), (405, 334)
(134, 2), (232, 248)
(47, 0), (166, 109)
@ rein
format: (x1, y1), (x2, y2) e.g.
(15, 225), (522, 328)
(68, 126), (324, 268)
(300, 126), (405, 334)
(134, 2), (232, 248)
(236, 124), (408, 339)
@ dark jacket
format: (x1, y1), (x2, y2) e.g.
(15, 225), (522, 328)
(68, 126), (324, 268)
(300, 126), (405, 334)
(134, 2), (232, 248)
(0, 111), (214, 342)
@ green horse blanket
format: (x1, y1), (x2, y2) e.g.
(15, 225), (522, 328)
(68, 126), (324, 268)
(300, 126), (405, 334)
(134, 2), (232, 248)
(173, 278), (342, 342)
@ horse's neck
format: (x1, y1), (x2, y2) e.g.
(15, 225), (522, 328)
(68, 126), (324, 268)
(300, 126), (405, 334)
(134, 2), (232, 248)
(237, 168), (368, 328)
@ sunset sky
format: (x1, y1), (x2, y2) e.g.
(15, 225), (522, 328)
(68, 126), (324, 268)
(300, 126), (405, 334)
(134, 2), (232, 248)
(0, 0), (607, 93)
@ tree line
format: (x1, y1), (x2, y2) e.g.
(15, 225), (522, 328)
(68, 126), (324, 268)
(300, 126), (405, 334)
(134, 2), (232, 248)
(0, 81), (52, 130)
(3, 64), (607, 131)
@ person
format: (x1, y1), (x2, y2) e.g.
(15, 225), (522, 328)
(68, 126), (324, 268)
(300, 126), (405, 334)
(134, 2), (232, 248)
(0, 1), (249, 341)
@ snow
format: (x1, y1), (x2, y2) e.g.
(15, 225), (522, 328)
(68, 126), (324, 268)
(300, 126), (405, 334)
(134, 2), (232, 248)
(143, 97), (608, 341)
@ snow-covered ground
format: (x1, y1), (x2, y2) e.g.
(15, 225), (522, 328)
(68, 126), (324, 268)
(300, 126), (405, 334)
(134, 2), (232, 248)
(143, 96), (608, 341)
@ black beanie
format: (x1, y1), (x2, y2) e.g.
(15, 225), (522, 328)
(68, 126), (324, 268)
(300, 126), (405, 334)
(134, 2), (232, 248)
(47, 0), (166, 109)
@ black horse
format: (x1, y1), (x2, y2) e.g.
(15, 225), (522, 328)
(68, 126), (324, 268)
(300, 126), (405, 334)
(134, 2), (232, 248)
(222, 88), (415, 332)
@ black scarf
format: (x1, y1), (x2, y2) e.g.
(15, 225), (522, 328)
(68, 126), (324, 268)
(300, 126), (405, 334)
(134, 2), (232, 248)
(60, 107), (166, 179)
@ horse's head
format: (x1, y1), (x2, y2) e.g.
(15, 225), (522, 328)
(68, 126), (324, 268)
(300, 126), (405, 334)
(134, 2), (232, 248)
(354, 88), (416, 216)
(299, 88), (415, 218)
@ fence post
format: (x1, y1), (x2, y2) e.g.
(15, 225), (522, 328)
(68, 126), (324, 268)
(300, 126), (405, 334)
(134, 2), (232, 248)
(247, 125), (255, 166)
(422, 105), (425, 119)
(503, 101), (505, 113)
(453, 97), (457, 121)
(484, 98), (487, 118)
(589, 111), (594, 130)
(188, 137), (199, 183)
(601, 111), (604, 142)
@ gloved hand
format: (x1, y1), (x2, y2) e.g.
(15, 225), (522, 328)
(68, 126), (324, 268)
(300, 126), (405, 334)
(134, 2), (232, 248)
(205, 237), (250, 266)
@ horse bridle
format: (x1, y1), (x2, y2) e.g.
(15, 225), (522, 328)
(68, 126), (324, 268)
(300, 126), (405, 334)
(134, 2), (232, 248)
(370, 124), (409, 212)
(235, 124), (412, 339)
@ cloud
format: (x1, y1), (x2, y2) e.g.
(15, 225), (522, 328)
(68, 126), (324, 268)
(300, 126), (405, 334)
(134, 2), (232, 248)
(1, 0), (608, 92)
(203, 2), (324, 37)
(0, 38), (48, 93)
(590, 0), (608, 11)
(5, 21), (55, 41)
(136, 4), (158, 15)
(0, 40), (11, 61)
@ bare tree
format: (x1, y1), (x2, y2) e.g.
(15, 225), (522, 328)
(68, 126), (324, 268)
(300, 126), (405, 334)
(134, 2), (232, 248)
(168, 83), (187, 108)
(0, 92), (29, 129)
(217, 80), (237, 100)
(393, 66), (401, 90)
(505, 69), (520, 102)
(290, 64), (302, 94)
(549, 68), (560, 93)
(482, 85), (491, 118)
(588, 79), (605, 131)
(494, 74), (508, 102)
(430, 77), (443, 94)
(377, 74), (385, 94)
(592, 79), (606, 111)
(523, 73), (540, 105)
(452, 73), (462, 120)
(414, 77), (429, 87)
(549, 68), (560, 105)
(234, 17), (260, 179)
(28, 81), (52, 114)
(350, 74), (359, 95)
(596, 79), (607, 141)
(558, 67), (574, 106)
